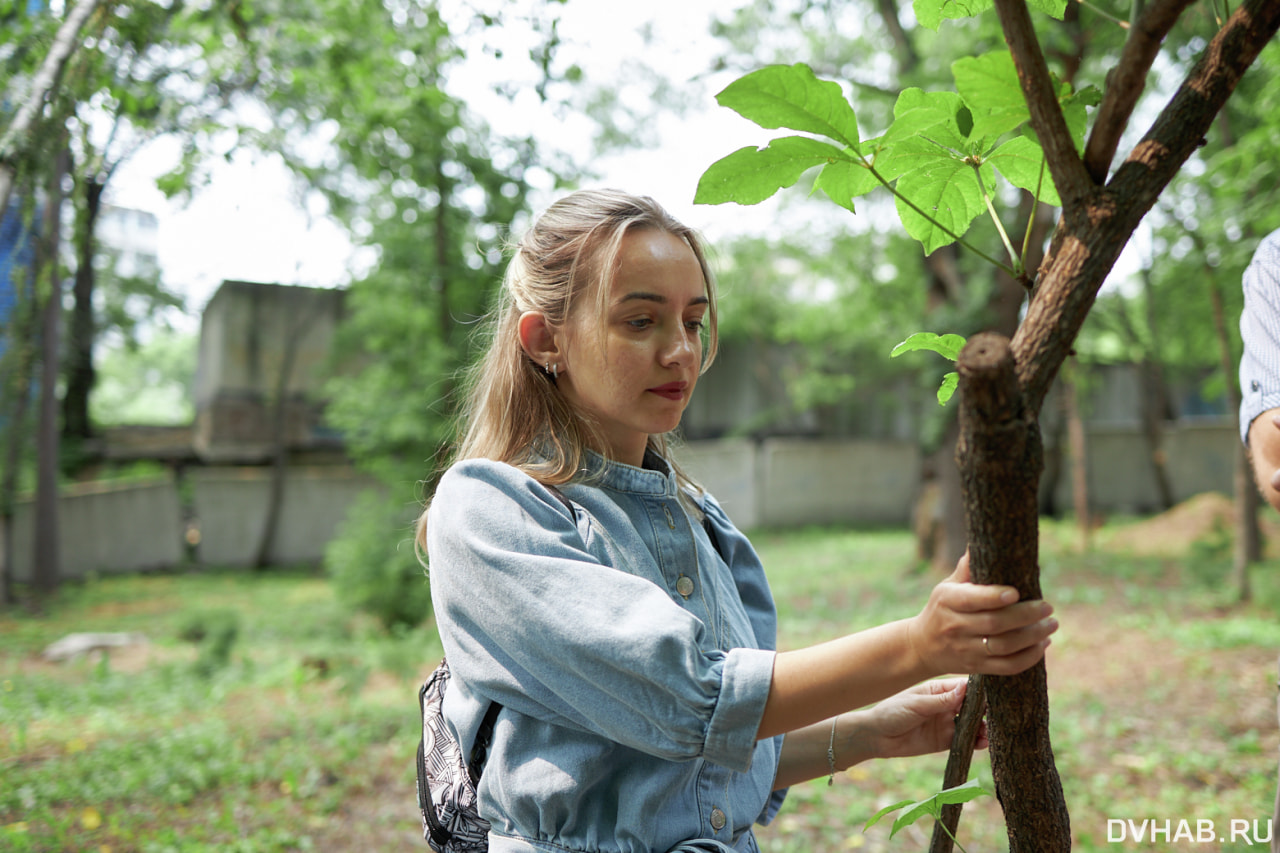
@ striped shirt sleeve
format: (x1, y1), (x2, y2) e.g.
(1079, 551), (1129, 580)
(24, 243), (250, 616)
(1240, 229), (1280, 444)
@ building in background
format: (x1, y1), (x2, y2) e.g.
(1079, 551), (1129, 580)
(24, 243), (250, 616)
(98, 204), (159, 280)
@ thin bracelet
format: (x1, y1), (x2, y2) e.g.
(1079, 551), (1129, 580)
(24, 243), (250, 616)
(827, 716), (838, 786)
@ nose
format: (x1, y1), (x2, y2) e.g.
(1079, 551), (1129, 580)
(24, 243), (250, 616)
(661, 326), (700, 369)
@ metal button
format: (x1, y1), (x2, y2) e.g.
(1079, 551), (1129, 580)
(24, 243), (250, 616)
(710, 807), (727, 831)
(676, 575), (694, 598)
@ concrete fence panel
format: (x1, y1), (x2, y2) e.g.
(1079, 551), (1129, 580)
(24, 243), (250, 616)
(190, 466), (383, 567)
(678, 439), (760, 530)
(759, 438), (920, 527)
(8, 478), (183, 582)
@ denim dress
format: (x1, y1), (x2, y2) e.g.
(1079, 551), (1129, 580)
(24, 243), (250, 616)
(426, 451), (787, 853)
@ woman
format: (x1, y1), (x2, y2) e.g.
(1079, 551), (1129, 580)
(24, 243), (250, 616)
(422, 189), (1057, 853)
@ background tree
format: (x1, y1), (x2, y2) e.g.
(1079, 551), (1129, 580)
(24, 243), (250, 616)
(695, 0), (1280, 849)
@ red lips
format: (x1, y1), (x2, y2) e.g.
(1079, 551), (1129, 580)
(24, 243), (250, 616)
(647, 382), (688, 400)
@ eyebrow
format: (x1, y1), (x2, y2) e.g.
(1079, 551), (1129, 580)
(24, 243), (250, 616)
(618, 291), (710, 307)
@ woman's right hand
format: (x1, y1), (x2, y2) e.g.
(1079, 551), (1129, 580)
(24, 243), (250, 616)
(907, 552), (1057, 677)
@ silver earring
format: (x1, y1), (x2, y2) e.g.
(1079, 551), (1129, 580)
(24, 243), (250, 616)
(551, 363), (559, 379)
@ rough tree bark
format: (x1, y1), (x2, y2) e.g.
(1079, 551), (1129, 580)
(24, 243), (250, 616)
(63, 177), (103, 444)
(959, 334), (1068, 848)
(929, 1), (1280, 850)
(33, 149), (69, 598)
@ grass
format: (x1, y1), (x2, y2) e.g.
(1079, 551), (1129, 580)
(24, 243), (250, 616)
(1, 519), (1278, 852)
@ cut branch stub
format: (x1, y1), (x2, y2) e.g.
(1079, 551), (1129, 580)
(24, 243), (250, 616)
(955, 332), (1069, 853)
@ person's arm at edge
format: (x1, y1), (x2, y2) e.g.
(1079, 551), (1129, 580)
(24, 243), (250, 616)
(1248, 409), (1280, 512)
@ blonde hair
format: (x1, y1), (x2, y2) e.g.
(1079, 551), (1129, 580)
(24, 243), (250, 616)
(417, 189), (719, 548)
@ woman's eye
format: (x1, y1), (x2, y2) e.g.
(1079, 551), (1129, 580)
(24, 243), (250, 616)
(627, 318), (653, 330)
(685, 319), (705, 331)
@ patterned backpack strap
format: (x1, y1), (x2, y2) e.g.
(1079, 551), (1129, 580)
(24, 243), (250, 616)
(417, 658), (499, 852)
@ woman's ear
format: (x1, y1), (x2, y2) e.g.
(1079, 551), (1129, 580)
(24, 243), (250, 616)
(518, 311), (563, 372)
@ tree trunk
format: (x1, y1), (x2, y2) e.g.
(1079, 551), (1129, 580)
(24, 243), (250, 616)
(956, 333), (1070, 853)
(0, 0), (106, 216)
(0, 200), (39, 607)
(1139, 268), (1176, 510)
(252, 305), (312, 570)
(1207, 259), (1259, 599)
(33, 150), (69, 598)
(1064, 362), (1091, 550)
(63, 177), (103, 446)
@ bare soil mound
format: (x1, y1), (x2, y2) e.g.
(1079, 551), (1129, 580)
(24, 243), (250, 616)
(1104, 491), (1280, 555)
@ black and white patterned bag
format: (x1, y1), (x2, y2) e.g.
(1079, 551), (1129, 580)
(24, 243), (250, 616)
(416, 658), (501, 852)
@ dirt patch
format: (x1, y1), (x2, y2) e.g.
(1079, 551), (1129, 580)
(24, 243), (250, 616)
(1104, 491), (1280, 556)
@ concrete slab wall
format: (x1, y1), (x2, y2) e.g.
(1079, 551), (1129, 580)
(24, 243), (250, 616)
(190, 466), (384, 567)
(682, 438), (920, 528)
(0, 420), (1244, 581)
(1049, 421), (1240, 516)
(8, 478), (183, 582)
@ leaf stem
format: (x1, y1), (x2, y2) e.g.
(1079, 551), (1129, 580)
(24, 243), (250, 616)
(1075, 0), (1130, 28)
(860, 156), (1015, 275)
(971, 162), (1021, 274)
(937, 818), (971, 853)
(1018, 158), (1046, 281)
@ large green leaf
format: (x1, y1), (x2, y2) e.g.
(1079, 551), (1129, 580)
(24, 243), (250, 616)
(989, 136), (1060, 205)
(890, 779), (994, 838)
(914, 0), (993, 30)
(915, 0), (1064, 28)
(891, 332), (967, 361)
(953, 52), (1028, 146)
(715, 63), (861, 151)
(894, 156), (986, 253)
(695, 136), (848, 206)
(814, 157), (880, 213)
(886, 89), (969, 150)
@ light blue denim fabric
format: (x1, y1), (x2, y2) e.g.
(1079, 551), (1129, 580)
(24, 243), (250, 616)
(427, 451), (787, 853)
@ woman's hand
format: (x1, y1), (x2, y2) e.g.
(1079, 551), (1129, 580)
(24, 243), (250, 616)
(856, 678), (987, 761)
(907, 552), (1057, 678)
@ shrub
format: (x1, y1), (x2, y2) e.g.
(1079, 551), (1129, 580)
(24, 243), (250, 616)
(324, 489), (431, 630)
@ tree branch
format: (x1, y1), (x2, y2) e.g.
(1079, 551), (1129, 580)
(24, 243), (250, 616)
(1014, 0), (1280, 413)
(992, 0), (1095, 207)
(1082, 0), (1197, 183)
(0, 0), (110, 216)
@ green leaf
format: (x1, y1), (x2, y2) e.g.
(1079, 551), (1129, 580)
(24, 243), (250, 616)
(893, 158), (986, 253)
(891, 332), (967, 361)
(863, 798), (917, 832)
(695, 137), (849, 206)
(715, 63), (861, 151)
(889, 779), (994, 838)
(989, 136), (1061, 206)
(1028, 0), (1069, 19)
(914, 0), (993, 30)
(914, 0), (1062, 28)
(886, 89), (969, 150)
(953, 52), (1029, 145)
(1061, 85), (1101, 153)
(938, 372), (960, 404)
(814, 158), (880, 213)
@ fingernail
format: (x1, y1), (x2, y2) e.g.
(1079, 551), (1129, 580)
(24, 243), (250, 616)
(1041, 617), (1059, 632)
(1040, 601), (1054, 617)
(1000, 589), (1019, 604)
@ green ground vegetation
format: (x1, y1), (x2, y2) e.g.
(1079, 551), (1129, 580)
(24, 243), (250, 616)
(1, 518), (1277, 852)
